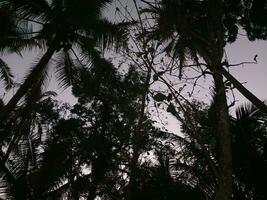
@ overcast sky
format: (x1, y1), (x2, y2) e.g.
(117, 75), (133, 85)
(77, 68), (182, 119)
(1, 1), (267, 133)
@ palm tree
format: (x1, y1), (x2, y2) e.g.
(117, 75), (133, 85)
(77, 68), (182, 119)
(231, 104), (267, 199)
(0, 91), (67, 199)
(0, 0), (127, 122)
(0, 4), (45, 91)
(140, 1), (267, 199)
(142, 1), (233, 199)
(171, 101), (267, 199)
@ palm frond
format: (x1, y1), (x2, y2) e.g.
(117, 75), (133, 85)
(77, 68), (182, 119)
(55, 50), (76, 89)
(0, 5), (46, 56)
(1, 0), (51, 21)
(77, 36), (98, 65)
(235, 103), (259, 119)
(28, 140), (71, 197)
(0, 38), (40, 55)
(62, 0), (113, 21)
(0, 58), (13, 90)
(85, 19), (130, 51)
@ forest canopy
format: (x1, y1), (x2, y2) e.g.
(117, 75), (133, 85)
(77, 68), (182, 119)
(0, 0), (267, 200)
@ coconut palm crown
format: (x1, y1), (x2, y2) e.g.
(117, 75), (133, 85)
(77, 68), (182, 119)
(0, 0), (128, 121)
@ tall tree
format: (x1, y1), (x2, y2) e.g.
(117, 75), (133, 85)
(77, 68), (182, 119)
(139, 0), (267, 199)
(143, 1), (234, 199)
(71, 59), (154, 199)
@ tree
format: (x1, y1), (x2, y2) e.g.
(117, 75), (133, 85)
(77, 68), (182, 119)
(131, 151), (206, 200)
(1, 1), (267, 199)
(0, 0), (127, 122)
(0, 94), (67, 199)
(142, 1), (234, 198)
(0, 6), (31, 90)
(237, 0), (267, 41)
(71, 59), (155, 200)
(0, 58), (169, 199)
(169, 100), (267, 199)
(137, 1), (267, 199)
(231, 104), (267, 199)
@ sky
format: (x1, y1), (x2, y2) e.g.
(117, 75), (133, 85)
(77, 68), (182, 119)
(2, 35), (267, 134)
(226, 36), (267, 104)
(1, 1), (267, 134)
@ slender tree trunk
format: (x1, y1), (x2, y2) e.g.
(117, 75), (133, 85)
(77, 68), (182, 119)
(212, 67), (233, 200)
(128, 144), (139, 200)
(0, 37), (60, 122)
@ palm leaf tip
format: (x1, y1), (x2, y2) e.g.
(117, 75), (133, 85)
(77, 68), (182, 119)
(0, 58), (14, 90)
(92, 19), (130, 50)
(55, 51), (75, 89)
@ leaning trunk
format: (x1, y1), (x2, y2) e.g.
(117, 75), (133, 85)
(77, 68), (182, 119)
(220, 67), (267, 114)
(0, 37), (60, 122)
(212, 67), (233, 200)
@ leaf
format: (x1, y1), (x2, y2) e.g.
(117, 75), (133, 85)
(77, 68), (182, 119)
(167, 103), (177, 115)
(55, 51), (75, 89)
(167, 93), (172, 102)
(153, 93), (167, 102)
(0, 58), (14, 90)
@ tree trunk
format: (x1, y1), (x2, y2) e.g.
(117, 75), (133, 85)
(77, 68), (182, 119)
(212, 68), (233, 200)
(87, 185), (97, 200)
(205, 0), (233, 197)
(0, 37), (60, 122)
(128, 147), (139, 200)
(127, 67), (151, 200)
(220, 67), (267, 114)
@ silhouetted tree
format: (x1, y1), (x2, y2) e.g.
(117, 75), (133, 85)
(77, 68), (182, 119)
(169, 100), (267, 199)
(0, 0), (127, 122)
(70, 59), (156, 199)
(0, 95), (66, 199)
(142, 1), (234, 198)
